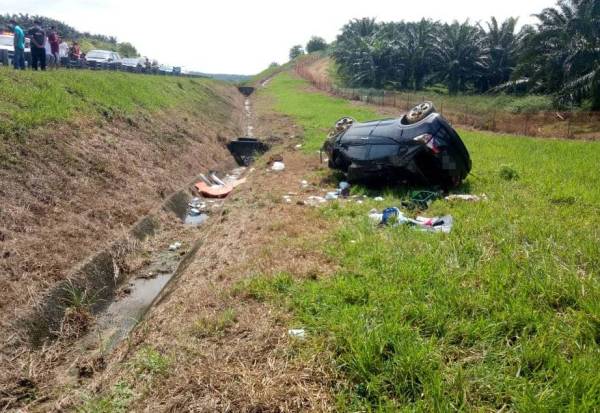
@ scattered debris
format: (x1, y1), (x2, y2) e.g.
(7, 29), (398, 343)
(288, 329), (306, 339)
(369, 208), (453, 233)
(445, 194), (488, 202)
(189, 197), (206, 211)
(195, 181), (233, 198)
(339, 181), (351, 197)
(402, 190), (443, 210)
(295, 144), (302, 149)
(195, 170), (246, 198)
(374, 196), (384, 201)
(168, 242), (182, 251)
(184, 213), (209, 226)
(304, 196), (327, 206)
(272, 161), (286, 171)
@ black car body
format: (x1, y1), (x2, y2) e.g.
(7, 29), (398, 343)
(323, 111), (471, 188)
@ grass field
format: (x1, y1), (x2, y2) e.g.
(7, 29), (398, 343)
(0, 67), (222, 138)
(249, 73), (600, 411)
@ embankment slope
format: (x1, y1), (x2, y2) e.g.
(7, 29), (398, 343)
(0, 69), (243, 345)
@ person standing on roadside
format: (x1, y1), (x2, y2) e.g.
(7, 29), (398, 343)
(44, 34), (54, 68)
(48, 26), (60, 68)
(28, 20), (46, 71)
(58, 39), (68, 65)
(9, 19), (25, 70)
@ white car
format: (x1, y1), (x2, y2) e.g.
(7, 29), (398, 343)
(0, 33), (31, 65)
(85, 49), (121, 64)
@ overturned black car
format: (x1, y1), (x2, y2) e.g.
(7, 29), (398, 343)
(322, 102), (471, 188)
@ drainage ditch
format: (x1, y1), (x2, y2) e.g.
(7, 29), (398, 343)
(25, 87), (263, 353)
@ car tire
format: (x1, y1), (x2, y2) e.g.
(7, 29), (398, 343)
(403, 101), (437, 125)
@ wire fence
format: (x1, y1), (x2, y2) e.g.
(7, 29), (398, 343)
(295, 57), (600, 140)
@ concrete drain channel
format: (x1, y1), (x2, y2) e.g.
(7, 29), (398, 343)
(24, 87), (266, 354)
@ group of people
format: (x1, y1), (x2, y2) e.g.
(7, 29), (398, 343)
(8, 19), (81, 71)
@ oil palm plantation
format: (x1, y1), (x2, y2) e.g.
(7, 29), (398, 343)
(518, 0), (600, 108)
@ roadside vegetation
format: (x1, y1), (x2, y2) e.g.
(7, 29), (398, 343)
(0, 67), (220, 140)
(266, 73), (378, 151)
(250, 72), (600, 410)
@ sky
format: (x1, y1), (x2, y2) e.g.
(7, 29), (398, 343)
(2, 0), (556, 75)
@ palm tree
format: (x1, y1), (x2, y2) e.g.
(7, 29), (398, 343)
(479, 17), (521, 91)
(400, 19), (437, 90)
(431, 21), (487, 94)
(520, 0), (600, 108)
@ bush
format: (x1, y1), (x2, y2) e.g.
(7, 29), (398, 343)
(505, 95), (553, 113)
(499, 164), (519, 181)
(306, 36), (328, 53)
(289, 45), (305, 60)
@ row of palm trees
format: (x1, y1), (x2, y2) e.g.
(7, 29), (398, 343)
(332, 0), (599, 109)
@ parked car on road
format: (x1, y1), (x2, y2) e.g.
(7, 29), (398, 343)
(158, 64), (173, 75)
(85, 49), (121, 69)
(120, 57), (145, 73)
(0, 33), (31, 66)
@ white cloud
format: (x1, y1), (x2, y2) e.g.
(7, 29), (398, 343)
(2, 0), (556, 74)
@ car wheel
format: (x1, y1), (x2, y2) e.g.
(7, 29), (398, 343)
(403, 101), (437, 124)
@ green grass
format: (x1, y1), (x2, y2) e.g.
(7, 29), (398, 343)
(191, 308), (237, 338)
(0, 67), (222, 137)
(262, 72), (379, 151)
(132, 346), (170, 378)
(78, 381), (133, 413)
(77, 347), (169, 411)
(256, 72), (600, 411)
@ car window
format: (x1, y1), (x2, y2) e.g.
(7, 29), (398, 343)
(87, 50), (111, 59)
